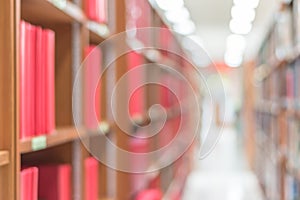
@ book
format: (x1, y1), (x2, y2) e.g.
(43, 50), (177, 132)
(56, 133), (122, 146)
(128, 51), (145, 117)
(20, 167), (38, 200)
(85, 157), (99, 200)
(35, 26), (44, 136)
(20, 20), (27, 139)
(38, 164), (71, 200)
(43, 29), (55, 134)
(85, 0), (107, 23)
(84, 45), (101, 130)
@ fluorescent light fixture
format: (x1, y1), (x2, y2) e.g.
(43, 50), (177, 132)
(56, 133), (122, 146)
(155, 0), (184, 11)
(173, 20), (196, 35)
(231, 5), (256, 22)
(165, 7), (190, 24)
(229, 19), (252, 34)
(224, 51), (243, 67)
(226, 34), (246, 53)
(233, 0), (260, 9)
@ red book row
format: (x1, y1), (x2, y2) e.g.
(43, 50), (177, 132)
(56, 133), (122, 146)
(19, 21), (55, 139)
(20, 157), (98, 200)
(85, 0), (107, 24)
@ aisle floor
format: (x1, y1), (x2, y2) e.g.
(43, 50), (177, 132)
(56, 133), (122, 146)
(182, 127), (264, 200)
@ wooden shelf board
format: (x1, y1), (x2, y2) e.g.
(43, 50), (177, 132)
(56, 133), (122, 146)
(87, 21), (110, 44)
(20, 127), (81, 154)
(0, 151), (9, 166)
(21, 0), (86, 25)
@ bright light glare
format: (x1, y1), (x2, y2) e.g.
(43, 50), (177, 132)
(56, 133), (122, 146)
(224, 51), (243, 67)
(155, 0), (184, 11)
(165, 7), (190, 24)
(230, 19), (252, 35)
(182, 34), (204, 50)
(173, 20), (196, 35)
(231, 5), (256, 22)
(233, 0), (260, 8)
(226, 34), (246, 53)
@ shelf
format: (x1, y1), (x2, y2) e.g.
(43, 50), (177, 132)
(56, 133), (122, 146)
(87, 21), (110, 44)
(21, 0), (86, 25)
(20, 121), (113, 154)
(20, 127), (82, 154)
(0, 151), (9, 166)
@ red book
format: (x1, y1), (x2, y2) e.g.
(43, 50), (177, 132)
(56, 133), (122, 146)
(27, 23), (36, 137)
(35, 26), (44, 135)
(85, 0), (97, 22)
(20, 167), (38, 200)
(20, 168), (32, 200)
(20, 21), (27, 139)
(85, 0), (107, 23)
(286, 68), (294, 99)
(38, 164), (71, 200)
(43, 29), (55, 134)
(84, 46), (101, 129)
(128, 52), (144, 117)
(31, 167), (38, 200)
(97, 0), (107, 23)
(20, 22), (36, 139)
(85, 157), (99, 200)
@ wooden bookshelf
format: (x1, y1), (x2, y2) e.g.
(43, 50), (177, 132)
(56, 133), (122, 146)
(248, 1), (300, 200)
(0, 0), (200, 199)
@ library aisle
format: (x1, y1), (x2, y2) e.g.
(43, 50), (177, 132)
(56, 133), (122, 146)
(182, 127), (264, 200)
(2, 0), (300, 199)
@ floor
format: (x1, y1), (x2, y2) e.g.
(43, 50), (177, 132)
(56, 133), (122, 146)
(182, 127), (264, 200)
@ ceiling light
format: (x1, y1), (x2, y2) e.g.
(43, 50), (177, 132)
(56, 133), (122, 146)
(233, 0), (260, 9)
(155, 0), (184, 11)
(173, 20), (196, 35)
(229, 19), (252, 35)
(165, 7), (190, 24)
(224, 51), (243, 67)
(231, 5), (256, 22)
(226, 34), (246, 53)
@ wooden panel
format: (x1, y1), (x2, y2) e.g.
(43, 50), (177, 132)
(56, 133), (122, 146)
(0, 151), (10, 166)
(0, 0), (18, 199)
(54, 24), (74, 126)
(21, 0), (85, 25)
(114, 0), (132, 199)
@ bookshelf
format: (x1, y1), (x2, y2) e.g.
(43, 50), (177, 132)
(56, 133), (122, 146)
(0, 0), (200, 199)
(248, 1), (300, 200)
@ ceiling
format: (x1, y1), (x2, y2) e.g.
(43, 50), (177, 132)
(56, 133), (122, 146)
(184, 0), (279, 62)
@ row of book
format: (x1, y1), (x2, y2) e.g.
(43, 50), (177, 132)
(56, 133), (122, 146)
(20, 157), (98, 200)
(20, 21), (55, 139)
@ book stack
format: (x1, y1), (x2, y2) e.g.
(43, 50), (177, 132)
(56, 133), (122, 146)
(84, 0), (107, 23)
(38, 164), (71, 200)
(19, 21), (55, 140)
(21, 164), (71, 200)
